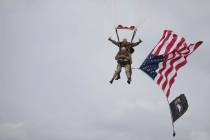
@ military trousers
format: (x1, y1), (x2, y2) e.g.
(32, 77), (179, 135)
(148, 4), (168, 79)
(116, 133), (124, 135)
(112, 62), (132, 81)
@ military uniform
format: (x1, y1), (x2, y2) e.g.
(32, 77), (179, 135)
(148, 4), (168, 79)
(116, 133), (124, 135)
(109, 38), (142, 84)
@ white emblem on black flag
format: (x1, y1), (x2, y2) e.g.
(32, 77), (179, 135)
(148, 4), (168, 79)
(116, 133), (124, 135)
(170, 94), (188, 122)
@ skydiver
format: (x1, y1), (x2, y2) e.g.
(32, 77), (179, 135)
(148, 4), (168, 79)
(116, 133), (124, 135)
(108, 37), (142, 84)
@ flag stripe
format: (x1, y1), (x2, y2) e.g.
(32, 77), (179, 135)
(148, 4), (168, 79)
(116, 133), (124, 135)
(157, 53), (182, 91)
(156, 53), (175, 84)
(162, 54), (183, 91)
(153, 30), (172, 55)
(178, 43), (188, 53)
(156, 56), (170, 85)
(166, 58), (187, 97)
(164, 56), (186, 95)
(164, 34), (178, 54)
(159, 32), (175, 55)
(174, 37), (185, 51)
(151, 30), (167, 54)
(192, 41), (203, 52)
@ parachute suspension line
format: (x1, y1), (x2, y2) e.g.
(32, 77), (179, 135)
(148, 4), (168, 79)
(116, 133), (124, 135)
(130, 29), (137, 43)
(115, 27), (122, 48)
(131, 67), (140, 70)
(166, 97), (176, 137)
(115, 28), (120, 42)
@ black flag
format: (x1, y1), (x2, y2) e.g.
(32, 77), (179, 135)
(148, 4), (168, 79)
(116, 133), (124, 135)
(170, 94), (188, 122)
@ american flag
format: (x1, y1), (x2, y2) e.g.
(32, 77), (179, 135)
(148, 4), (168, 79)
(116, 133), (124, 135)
(140, 30), (203, 97)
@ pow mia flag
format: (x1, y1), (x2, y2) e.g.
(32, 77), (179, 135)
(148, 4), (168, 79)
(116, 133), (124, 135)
(170, 94), (188, 122)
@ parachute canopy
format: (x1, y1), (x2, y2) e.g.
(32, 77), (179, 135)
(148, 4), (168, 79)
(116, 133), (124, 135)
(116, 25), (137, 31)
(115, 24), (137, 43)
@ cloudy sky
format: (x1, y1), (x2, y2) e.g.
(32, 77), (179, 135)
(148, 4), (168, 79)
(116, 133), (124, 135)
(0, 0), (210, 140)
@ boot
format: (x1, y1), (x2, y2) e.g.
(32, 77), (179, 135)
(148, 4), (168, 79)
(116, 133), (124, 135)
(109, 79), (114, 84)
(115, 73), (121, 80)
(127, 78), (131, 84)
(125, 71), (131, 84)
(109, 71), (119, 84)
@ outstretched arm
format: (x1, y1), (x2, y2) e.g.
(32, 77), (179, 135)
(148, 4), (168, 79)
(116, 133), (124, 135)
(108, 37), (120, 46)
(131, 38), (142, 47)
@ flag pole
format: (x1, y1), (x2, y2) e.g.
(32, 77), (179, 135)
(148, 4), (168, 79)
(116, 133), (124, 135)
(165, 96), (176, 137)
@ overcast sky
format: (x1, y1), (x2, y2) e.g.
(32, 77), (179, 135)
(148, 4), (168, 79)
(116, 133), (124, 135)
(0, 0), (210, 140)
